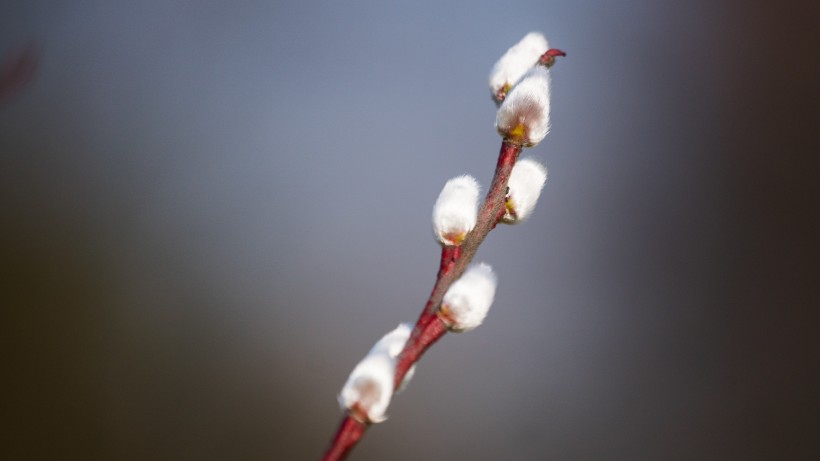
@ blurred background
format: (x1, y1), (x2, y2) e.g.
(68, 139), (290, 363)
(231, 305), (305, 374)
(2, 1), (818, 459)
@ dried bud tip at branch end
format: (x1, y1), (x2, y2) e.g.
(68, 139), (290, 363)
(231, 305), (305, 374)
(433, 175), (481, 246)
(489, 32), (549, 105)
(439, 263), (498, 332)
(503, 158), (548, 224)
(538, 48), (567, 68)
(496, 66), (551, 147)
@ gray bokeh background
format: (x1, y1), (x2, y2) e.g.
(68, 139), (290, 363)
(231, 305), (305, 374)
(3, 1), (818, 460)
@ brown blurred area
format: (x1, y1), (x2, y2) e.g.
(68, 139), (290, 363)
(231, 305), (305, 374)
(716, 1), (820, 457)
(2, 1), (819, 460)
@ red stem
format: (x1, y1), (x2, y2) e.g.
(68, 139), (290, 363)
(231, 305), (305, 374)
(321, 415), (367, 461)
(320, 45), (565, 459)
(428, 141), (520, 317)
(393, 315), (448, 389)
(396, 141), (520, 382)
(414, 245), (461, 330)
(320, 140), (522, 461)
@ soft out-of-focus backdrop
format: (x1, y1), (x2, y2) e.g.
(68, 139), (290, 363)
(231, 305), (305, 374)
(2, 1), (818, 460)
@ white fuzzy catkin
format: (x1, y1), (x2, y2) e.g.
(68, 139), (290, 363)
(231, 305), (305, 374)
(369, 323), (412, 358)
(496, 66), (551, 147)
(368, 323), (415, 393)
(503, 158), (548, 224)
(432, 175), (481, 246)
(489, 32), (549, 104)
(338, 324), (414, 423)
(440, 263), (498, 332)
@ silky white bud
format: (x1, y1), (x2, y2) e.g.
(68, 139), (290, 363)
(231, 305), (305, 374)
(496, 66), (551, 147)
(368, 323), (416, 393)
(432, 175), (481, 246)
(503, 158), (547, 224)
(338, 324), (414, 423)
(369, 323), (412, 358)
(439, 263), (498, 332)
(489, 32), (549, 104)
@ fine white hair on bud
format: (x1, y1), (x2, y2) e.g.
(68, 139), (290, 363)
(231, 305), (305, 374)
(368, 323), (416, 394)
(369, 323), (412, 358)
(503, 158), (548, 224)
(338, 354), (393, 423)
(439, 263), (498, 332)
(338, 324), (414, 423)
(432, 175), (481, 246)
(495, 66), (551, 147)
(489, 32), (549, 105)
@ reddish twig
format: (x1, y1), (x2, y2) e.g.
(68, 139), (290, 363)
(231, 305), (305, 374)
(322, 41), (564, 459)
(395, 140), (521, 385)
(393, 315), (448, 390)
(321, 415), (367, 461)
(322, 141), (521, 460)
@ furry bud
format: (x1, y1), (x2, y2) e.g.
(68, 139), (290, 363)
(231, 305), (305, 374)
(503, 158), (548, 223)
(489, 32), (549, 105)
(338, 324), (414, 423)
(432, 175), (481, 246)
(439, 263), (498, 332)
(496, 66), (551, 147)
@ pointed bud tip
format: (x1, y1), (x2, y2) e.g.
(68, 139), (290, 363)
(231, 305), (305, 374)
(538, 48), (567, 67)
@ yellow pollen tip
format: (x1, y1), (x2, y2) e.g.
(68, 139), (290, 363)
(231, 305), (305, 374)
(442, 231), (467, 246)
(509, 123), (526, 140)
(437, 305), (454, 325)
